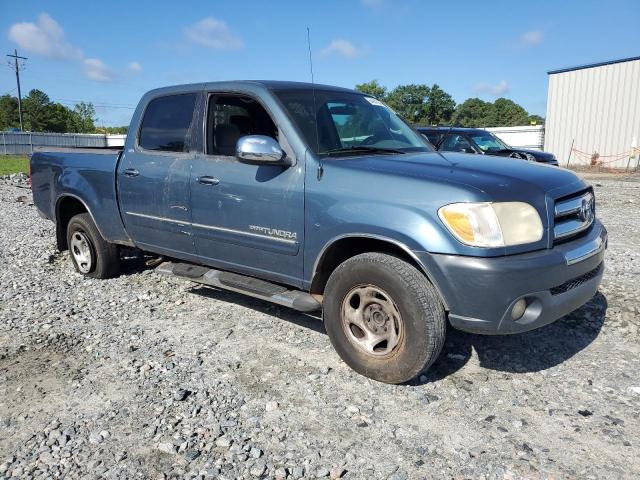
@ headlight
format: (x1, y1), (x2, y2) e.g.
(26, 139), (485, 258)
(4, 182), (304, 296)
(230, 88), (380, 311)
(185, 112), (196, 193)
(438, 202), (543, 247)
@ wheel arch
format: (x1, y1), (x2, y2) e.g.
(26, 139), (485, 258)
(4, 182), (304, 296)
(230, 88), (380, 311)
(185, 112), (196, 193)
(55, 194), (102, 251)
(310, 234), (448, 309)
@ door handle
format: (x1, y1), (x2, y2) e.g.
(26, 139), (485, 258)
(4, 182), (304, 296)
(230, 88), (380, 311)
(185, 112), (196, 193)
(123, 168), (139, 177)
(198, 176), (220, 186)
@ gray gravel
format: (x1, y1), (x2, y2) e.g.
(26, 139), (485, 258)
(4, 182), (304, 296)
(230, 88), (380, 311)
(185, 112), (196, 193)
(1, 172), (639, 479)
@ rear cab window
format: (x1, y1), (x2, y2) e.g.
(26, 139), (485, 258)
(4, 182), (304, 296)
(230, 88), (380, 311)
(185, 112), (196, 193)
(138, 93), (197, 152)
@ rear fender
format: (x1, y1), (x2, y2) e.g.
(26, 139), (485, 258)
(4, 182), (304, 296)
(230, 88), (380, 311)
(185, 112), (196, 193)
(55, 168), (132, 245)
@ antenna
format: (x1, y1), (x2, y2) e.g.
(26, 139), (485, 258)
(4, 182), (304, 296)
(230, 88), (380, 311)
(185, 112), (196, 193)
(306, 27), (315, 85)
(307, 27), (323, 178)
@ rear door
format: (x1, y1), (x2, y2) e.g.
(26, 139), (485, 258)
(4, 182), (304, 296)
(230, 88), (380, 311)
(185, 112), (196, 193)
(189, 93), (305, 286)
(117, 93), (197, 256)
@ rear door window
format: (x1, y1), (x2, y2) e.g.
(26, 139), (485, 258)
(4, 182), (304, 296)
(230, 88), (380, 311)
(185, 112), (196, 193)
(139, 93), (197, 152)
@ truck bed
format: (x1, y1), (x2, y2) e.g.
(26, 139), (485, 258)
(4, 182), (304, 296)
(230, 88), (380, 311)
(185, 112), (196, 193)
(30, 148), (131, 245)
(33, 146), (122, 154)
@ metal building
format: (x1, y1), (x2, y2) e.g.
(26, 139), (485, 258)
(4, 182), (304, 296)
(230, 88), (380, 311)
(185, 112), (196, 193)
(544, 56), (640, 168)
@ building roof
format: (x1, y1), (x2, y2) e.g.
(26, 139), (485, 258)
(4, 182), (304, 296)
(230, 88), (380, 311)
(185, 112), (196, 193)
(547, 55), (640, 75)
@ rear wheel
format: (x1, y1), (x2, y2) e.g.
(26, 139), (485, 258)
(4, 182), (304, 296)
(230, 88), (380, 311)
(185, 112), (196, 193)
(66, 213), (120, 279)
(323, 252), (446, 384)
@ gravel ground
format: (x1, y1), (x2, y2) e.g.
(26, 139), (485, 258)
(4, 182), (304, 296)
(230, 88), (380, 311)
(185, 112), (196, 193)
(1, 172), (639, 479)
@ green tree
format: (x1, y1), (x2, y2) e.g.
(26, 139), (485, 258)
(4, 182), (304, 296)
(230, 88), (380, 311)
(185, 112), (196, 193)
(451, 98), (497, 127)
(47, 103), (73, 133)
(67, 101), (96, 133)
(385, 84), (431, 123)
(23, 89), (54, 132)
(355, 80), (387, 100)
(493, 98), (529, 126)
(0, 95), (20, 130)
(424, 84), (456, 125)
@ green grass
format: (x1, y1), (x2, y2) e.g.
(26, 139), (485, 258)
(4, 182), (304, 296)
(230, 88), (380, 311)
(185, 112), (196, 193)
(0, 155), (29, 175)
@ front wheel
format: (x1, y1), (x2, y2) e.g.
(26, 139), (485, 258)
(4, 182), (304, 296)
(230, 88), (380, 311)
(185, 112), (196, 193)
(323, 253), (446, 384)
(66, 213), (120, 279)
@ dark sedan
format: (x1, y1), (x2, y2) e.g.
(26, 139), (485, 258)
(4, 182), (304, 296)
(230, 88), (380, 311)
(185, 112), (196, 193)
(417, 127), (558, 166)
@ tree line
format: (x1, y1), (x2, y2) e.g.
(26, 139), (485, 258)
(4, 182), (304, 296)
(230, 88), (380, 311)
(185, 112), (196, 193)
(355, 80), (543, 127)
(1, 82), (542, 134)
(0, 89), (128, 134)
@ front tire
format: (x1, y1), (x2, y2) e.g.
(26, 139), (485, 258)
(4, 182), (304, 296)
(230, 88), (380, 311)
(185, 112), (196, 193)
(323, 253), (445, 384)
(66, 213), (120, 279)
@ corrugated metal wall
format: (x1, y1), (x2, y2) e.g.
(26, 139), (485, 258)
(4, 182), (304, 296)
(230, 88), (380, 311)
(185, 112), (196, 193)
(544, 58), (640, 168)
(1, 132), (126, 155)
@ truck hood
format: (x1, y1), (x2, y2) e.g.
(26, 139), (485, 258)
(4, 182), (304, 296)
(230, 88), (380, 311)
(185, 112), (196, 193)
(330, 150), (585, 201)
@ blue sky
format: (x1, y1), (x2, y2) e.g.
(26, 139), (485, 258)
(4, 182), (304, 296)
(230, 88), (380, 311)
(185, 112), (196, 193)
(1, 0), (638, 126)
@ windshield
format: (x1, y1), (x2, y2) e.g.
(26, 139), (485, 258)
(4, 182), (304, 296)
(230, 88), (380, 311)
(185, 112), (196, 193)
(275, 90), (432, 156)
(470, 132), (509, 152)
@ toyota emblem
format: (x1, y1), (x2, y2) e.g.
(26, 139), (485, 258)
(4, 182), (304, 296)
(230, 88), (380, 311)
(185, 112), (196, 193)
(579, 198), (594, 223)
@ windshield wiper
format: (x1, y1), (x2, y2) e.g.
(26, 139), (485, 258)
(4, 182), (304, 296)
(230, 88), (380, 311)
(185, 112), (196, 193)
(322, 146), (406, 156)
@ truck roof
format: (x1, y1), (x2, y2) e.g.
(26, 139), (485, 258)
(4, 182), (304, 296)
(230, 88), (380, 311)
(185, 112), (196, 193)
(145, 80), (358, 97)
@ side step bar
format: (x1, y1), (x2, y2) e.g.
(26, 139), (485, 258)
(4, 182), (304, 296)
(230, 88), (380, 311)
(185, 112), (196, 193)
(156, 261), (321, 312)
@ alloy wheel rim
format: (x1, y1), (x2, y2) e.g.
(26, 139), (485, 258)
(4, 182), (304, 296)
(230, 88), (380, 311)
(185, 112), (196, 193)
(70, 231), (93, 273)
(341, 284), (403, 358)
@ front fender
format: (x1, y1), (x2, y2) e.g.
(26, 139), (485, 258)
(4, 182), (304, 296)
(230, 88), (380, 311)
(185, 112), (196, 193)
(303, 201), (459, 292)
(308, 202), (455, 255)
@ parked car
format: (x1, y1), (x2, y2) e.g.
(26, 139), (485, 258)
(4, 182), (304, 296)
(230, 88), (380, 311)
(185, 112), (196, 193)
(418, 126), (559, 166)
(30, 81), (605, 384)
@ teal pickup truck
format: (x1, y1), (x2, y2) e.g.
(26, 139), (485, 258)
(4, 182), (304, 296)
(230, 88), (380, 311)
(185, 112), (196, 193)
(30, 81), (606, 383)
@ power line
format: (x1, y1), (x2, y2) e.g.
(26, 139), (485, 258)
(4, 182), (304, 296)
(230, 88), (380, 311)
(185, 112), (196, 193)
(7, 49), (27, 131)
(52, 98), (136, 110)
(53, 98), (136, 109)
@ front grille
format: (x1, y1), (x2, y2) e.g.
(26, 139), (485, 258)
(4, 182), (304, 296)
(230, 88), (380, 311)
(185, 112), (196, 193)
(553, 189), (595, 244)
(550, 263), (602, 296)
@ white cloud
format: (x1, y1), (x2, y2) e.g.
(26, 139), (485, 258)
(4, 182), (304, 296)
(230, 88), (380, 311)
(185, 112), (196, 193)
(321, 39), (360, 59)
(184, 17), (243, 49)
(127, 61), (142, 73)
(473, 80), (510, 96)
(520, 30), (543, 46)
(84, 58), (114, 82)
(8, 12), (83, 60)
(8, 13), (118, 83)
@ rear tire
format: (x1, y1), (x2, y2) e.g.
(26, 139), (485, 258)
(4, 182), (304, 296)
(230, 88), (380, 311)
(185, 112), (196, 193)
(323, 252), (445, 384)
(66, 213), (120, 279)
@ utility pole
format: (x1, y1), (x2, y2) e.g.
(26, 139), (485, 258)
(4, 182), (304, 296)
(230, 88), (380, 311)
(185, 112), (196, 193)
(7, 49), (27, 131)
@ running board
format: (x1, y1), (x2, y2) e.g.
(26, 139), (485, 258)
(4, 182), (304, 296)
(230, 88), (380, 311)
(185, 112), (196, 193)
(156, 261), (321, 312)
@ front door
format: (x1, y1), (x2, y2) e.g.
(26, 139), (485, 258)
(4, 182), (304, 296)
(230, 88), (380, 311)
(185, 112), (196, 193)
(117, 93), (197, 256)
(190, 94), (305, 286)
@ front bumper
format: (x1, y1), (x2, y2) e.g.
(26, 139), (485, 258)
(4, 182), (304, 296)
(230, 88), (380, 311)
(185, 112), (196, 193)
(417, 221), (607, 335)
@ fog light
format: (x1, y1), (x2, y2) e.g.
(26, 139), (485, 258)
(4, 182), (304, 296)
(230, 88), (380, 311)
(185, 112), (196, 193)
(511, 299), (527, 320)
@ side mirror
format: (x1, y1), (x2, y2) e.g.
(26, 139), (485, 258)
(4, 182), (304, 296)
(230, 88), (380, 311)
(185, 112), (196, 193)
(463, 147), (476, 154)
(236, 135), (291, 166)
